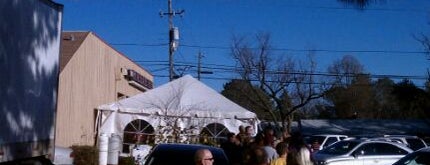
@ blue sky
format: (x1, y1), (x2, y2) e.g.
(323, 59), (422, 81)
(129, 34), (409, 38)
(56, 0), (430, 91)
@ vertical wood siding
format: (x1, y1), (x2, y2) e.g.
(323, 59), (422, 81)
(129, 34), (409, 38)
(55, 32), (153, 147)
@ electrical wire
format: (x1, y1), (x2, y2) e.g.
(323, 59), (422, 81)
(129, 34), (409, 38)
(151, 74), (427, 88)
(135, 60), (428, 80)
(112, 43), (428, 55)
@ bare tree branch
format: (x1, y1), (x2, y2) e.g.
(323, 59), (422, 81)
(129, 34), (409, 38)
(230, 32), (330, 130)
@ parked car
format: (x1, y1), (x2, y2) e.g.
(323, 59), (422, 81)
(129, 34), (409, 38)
(392, 147), (430, 165)
(143, 143), (229, 165)
(306, 134), (348, 150)
(383, 135), (428, 151)
(313, 138), (413, 165)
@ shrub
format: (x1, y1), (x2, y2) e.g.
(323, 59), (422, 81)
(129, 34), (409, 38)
(71, 145), (98, 165)
(119, 156), (135, 165)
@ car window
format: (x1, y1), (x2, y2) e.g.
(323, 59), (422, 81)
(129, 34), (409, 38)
(377, 143), (410, 155)
(356, 143), (409, 156)
(324, 137), (338, 148)
(355, 143), (377, 156)
(319, 141), (359, 155)
(406, 138), (426, 151)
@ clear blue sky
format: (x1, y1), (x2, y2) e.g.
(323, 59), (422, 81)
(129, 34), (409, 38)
(56, 0), (430, 91)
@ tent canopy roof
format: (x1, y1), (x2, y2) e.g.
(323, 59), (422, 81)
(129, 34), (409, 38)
(98, 75), (257, 119)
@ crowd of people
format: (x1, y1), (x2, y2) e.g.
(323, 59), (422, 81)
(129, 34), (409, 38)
(217, 125), (314, 165)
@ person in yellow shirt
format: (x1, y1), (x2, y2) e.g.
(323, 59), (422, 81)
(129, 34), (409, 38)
(271, 142), (288, 165)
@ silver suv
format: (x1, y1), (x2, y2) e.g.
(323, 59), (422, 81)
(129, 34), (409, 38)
(313, 139), (413, 165)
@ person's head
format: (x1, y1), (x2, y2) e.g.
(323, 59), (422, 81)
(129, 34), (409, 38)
(239, 125), (245, 133)
(262, 127), (275, 147)
(312, 139), (319, 145)
(227, 132), (237, 143)
(194, 149), (214, 165)
(263, 126), (274, 136)
(246, 146), (268, 165)
(282, 129), (291, 141)
(245, 126), (254, 136)
(275, 142), (289, 156)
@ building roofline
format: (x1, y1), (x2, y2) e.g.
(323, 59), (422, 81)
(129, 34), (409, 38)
(62, 31), (153, 78)
(88, 31), (154, 78)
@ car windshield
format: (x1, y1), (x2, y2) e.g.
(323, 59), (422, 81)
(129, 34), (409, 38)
(318, 141), (360, 155)
(308, 136), (326, 145)
(393, 151), (430, 165)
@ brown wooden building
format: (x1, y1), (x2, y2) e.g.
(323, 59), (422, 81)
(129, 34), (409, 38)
(55, 31), (153, 147)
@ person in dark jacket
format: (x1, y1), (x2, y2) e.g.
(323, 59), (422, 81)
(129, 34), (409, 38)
(221, 132), (243, 165)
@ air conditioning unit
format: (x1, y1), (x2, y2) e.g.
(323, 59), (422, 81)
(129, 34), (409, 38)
(121, 67), (128, 76)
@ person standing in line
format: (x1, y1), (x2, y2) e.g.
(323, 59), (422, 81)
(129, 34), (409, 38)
(270, 142), (288, 165)
(244, 132), (266, 165)
(310, 139), (321, 154)
(287, 132), (313, 165)
(245, 146), (269, 165)
(263, 141), (278, 163)
(244, 125), (255, 145)
(194, 149), (214, 165)
(262, 128), (278, 163)
(221, 133), (243, 165)
(296, 146), (313, 165)
(237, 125), (247, 145)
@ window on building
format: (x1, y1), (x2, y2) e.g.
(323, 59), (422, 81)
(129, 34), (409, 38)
(122, 119), (154, 153)
(200, 123), (230, 145)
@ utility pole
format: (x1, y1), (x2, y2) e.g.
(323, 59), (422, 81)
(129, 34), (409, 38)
(197, 51), (202, 80)
(160, 0), (184, 81)
(196, 51), (213, 81)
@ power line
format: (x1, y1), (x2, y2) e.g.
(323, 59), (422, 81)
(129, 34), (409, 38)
(181, 44), (428, 55)
(282, 4), (430, 13)
(150, 74), (427, 88)
(135, 60), (428, 80)
(112, 43), (428, 55)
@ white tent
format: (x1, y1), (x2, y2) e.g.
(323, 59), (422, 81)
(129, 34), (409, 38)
(96, 75), (259, 140)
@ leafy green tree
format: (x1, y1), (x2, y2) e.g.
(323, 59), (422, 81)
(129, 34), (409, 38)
(426, 72), (430, 93)
(325, 86), (350, 118)
(349, 74), (375, 118)
(372, 78), (399, 118)
(392, 79), (430, 119)
(325, 55), (374, 118)
(221, 79), (274, 120)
